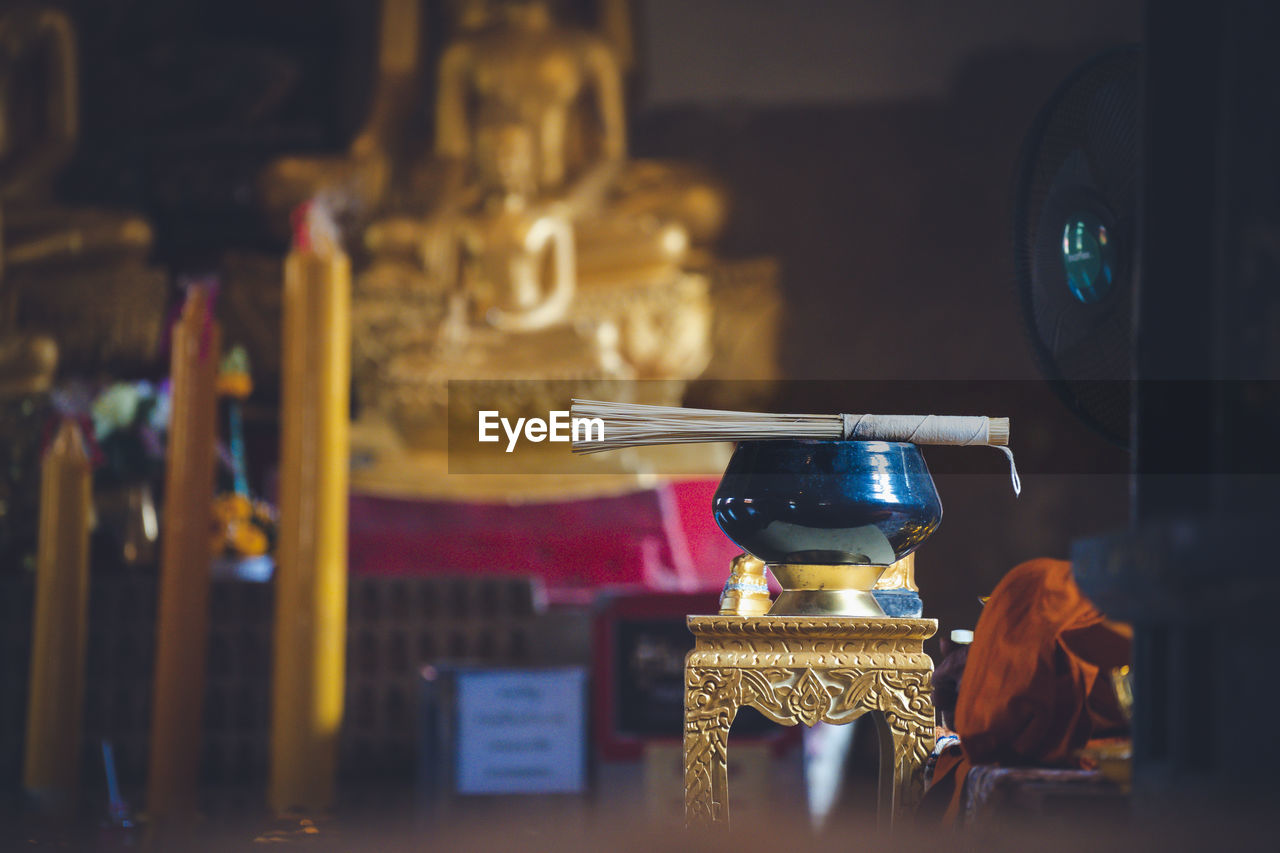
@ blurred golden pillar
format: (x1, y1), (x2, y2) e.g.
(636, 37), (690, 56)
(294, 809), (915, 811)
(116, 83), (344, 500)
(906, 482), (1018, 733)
(22, 420), (91, 811)
(148, 286), (221, 819)
(270, 205), (351, 814)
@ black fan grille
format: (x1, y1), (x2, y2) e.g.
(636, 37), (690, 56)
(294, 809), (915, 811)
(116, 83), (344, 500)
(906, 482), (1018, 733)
(1013, 48), (1139, 446)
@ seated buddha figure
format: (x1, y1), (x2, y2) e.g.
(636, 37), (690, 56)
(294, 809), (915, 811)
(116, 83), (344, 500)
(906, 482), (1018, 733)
(0, 6), (164, 376)
(359, 119), (634, 450)
(361, 0), (714, 392)
(452, 121), (578, 331)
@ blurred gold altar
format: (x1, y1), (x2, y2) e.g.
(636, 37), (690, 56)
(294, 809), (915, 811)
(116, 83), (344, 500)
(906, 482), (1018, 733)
(254, 0), (781, 499)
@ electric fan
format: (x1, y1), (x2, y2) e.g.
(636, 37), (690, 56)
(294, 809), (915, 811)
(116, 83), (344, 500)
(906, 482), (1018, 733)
(1013, 47), (1140, 446)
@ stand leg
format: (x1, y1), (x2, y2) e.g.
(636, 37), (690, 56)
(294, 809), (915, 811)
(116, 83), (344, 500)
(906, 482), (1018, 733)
(885, 671), (936, 820)
(684, 666), (739, 826)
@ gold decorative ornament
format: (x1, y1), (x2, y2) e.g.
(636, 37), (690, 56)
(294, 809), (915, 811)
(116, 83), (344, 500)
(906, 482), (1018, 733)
(876, 552), (918, 591)
(684, 615), (937, 827)
(719, 553), (771, 617)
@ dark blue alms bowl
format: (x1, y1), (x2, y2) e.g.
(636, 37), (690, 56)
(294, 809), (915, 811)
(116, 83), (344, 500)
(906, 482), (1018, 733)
(712, 440), (943, 566)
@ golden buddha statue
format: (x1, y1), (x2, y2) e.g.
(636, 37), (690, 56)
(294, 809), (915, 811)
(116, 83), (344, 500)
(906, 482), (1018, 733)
(0, 6), (165, 377)
(355, 0), (715, 433)
(358, 117), (634, 450)
(252, 0), (776, 495)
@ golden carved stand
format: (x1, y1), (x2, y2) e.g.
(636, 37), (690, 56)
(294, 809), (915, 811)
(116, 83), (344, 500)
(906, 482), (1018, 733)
(684, 616), (937, 828)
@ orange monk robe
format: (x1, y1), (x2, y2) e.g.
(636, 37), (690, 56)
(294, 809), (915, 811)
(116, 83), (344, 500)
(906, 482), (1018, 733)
(924, 558), (1131, 820)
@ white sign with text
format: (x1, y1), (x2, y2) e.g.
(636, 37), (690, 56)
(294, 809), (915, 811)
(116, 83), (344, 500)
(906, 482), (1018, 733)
(455, 668), (588, 795)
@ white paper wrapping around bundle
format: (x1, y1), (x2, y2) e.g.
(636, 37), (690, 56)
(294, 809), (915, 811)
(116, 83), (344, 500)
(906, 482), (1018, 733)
(839, 414), (1007, 446)
(839, 414), (1019, 494)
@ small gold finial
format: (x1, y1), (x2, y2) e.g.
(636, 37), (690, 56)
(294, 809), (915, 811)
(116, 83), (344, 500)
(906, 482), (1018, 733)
(719, 553), (771, 616)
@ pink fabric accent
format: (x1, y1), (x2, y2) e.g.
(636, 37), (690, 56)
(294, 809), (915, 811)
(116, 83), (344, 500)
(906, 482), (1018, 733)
(348, 479), (740, 601)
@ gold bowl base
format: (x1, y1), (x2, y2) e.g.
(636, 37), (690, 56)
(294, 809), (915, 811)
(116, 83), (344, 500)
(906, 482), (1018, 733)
(766, 563), (888, 617)
(769, 589), (885, 617)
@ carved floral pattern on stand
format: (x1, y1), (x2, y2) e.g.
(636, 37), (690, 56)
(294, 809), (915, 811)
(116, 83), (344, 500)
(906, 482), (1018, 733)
(683, 617), (936, 827)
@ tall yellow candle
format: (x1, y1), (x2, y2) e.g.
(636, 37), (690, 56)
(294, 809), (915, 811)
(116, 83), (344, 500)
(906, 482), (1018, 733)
(148, 286), (221, 819)
(23, 420), (91, 811)
(270, 203), (350, 813)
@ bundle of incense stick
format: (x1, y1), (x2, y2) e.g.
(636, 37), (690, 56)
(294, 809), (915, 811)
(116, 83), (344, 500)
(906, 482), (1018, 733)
(569, 399), (1021, 494)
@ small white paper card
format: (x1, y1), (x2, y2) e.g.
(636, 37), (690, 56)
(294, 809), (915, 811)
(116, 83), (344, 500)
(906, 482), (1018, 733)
(455, 668), (588, 795)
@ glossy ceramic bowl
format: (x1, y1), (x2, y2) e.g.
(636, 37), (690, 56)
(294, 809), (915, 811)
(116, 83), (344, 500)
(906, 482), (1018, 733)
(712, 440), (942, 616)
